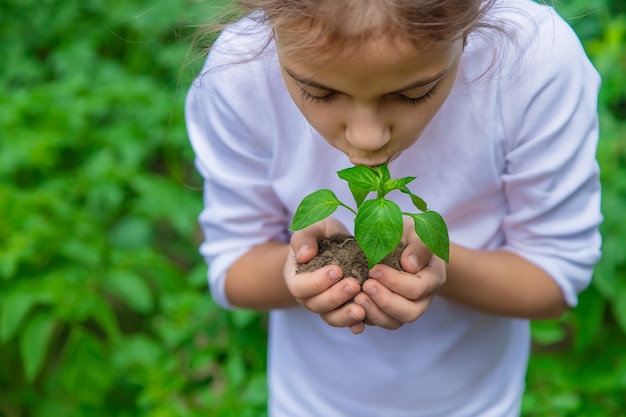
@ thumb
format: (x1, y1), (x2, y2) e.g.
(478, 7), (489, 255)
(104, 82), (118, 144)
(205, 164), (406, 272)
(290, 218), (349, 264)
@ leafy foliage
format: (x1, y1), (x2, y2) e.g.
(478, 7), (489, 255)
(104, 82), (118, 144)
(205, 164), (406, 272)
(290, 164), (450, 268)
(0, 1), (267, 416)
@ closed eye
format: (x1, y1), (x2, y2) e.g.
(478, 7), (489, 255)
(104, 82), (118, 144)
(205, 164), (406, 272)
(297, 84), (438, 106)
(299, 88), (336, 104)
(396, 85), (438, 106)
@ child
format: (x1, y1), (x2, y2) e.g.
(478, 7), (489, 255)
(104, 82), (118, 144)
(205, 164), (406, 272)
(185, 0), (602, 415)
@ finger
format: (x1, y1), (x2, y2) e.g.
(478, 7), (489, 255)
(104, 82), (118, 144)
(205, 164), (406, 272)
(319, 302), (366, 328)
(353, 291), (403, 330)
(291, 218), (349, 264)
(285, 263), (344, 299)
(364, 265), (439, 301)
(303, 277), (361, 314)
(400, 236), (433, 275)
(290, 229), (321, 264)
(349, 321), (365, 335)
(360, 280), (433, 325)
(368, 263), (442, 302)
(401, 244), (432, 275)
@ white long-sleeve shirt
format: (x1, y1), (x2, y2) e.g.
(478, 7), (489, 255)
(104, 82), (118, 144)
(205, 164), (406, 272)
(185, 1), (602, 415)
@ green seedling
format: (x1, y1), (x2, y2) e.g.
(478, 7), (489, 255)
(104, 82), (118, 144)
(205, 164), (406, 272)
(290, 163), (450, 268)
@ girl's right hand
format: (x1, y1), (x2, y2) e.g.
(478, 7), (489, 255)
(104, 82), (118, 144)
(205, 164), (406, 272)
(284, 218), (368, 334)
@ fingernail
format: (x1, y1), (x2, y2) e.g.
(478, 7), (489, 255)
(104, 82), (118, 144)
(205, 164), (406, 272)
(297, 244), (310, 258)
(408, 255), (419, 271)
(344, 284), (357, 296)
(357, 299), (370, 310)
(365, 285), (378, 297)
(328, 268), (342, 281)
(370, 269), (382, 280)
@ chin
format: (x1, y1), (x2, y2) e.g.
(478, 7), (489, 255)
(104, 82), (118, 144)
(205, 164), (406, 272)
(349, 159), (387, 167)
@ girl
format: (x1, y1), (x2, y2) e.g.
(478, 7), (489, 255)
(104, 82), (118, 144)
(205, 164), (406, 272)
(185, 0), (602, 415)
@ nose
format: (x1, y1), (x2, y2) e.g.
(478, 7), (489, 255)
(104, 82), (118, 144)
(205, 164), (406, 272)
(344, 104), (391, 153)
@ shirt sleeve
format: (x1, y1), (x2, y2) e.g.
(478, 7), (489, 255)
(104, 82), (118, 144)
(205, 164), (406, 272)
(185, 27), (288, 309)
(499, 7), (602, 306)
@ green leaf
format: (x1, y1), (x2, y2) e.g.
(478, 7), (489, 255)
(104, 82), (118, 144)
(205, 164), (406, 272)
(89, 296), (122, 341)
(108, 216), (154, 249)
(226, 348), (247, 387)
(612, 285), (626, 334)
(354, 198), (403, 268)
(410, 211), (450, 263)
(400, 185), (428, 212)
(531, 320), (567, 345)
(113, 334), (162, 368)
(384, 176), (416, 195)
(242, 373), (268, 405)
(290, 189), (341, 230)
(19, 314), (57, 382)
(0, 293), (36, 343)
(337, 165), (380, 191)
(59, 329), (115, 404)
(230, 309), (262, 329)
(347, 182), (370, 207)
(573, 285), (606, 351)
(103, 270), (153, 314)
(371, 163), (391, 184)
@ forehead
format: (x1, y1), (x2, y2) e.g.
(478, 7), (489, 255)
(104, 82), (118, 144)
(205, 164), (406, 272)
(276, 33), (462, 93)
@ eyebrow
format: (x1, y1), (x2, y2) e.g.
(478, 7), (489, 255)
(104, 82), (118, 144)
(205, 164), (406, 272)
(283, 66), (449, 95)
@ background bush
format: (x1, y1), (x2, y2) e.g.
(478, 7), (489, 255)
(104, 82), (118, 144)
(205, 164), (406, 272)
(0, 0), (624, 416)
(523, 1), (626, 415)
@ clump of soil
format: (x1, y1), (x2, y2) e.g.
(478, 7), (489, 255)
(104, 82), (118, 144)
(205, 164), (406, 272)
(296, 233), (405, 285)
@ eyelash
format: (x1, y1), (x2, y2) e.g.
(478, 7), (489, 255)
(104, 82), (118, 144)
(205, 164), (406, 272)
(299, 86), (438, 106)
(398, 86), (438, 106)
(299, 89), (336, 104)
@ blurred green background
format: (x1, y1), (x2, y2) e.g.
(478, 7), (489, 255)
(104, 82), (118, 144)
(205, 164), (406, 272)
(0, 0), (624, 416)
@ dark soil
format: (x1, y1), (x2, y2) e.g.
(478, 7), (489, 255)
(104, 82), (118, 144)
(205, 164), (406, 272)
(296, 233), (405, 286)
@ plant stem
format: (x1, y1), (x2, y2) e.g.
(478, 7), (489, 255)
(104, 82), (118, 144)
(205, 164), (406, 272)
(339, 202), (357, 216)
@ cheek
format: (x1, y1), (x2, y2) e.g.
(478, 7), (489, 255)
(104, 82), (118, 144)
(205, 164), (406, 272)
(291, 102), (344, 141)
(393, 88), (454, 145)
(391, 110), (432, 145)
(305, 111), (342, 139)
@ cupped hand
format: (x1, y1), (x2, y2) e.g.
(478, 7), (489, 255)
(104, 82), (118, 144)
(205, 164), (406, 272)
(353, 218), (447, 330)
(284, 217), (367, 334)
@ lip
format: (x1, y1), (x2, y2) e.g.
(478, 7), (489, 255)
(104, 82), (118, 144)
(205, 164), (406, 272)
(348, 153), (390, 167)
(349, 158), (388, 167)
(349, 152), (400, 167)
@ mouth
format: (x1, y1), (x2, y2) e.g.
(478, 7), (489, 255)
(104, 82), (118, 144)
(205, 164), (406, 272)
(349, 152), (400, 167)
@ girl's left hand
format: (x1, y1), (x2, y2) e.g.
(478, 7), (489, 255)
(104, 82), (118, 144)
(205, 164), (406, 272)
(354, 219), (447, 330)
